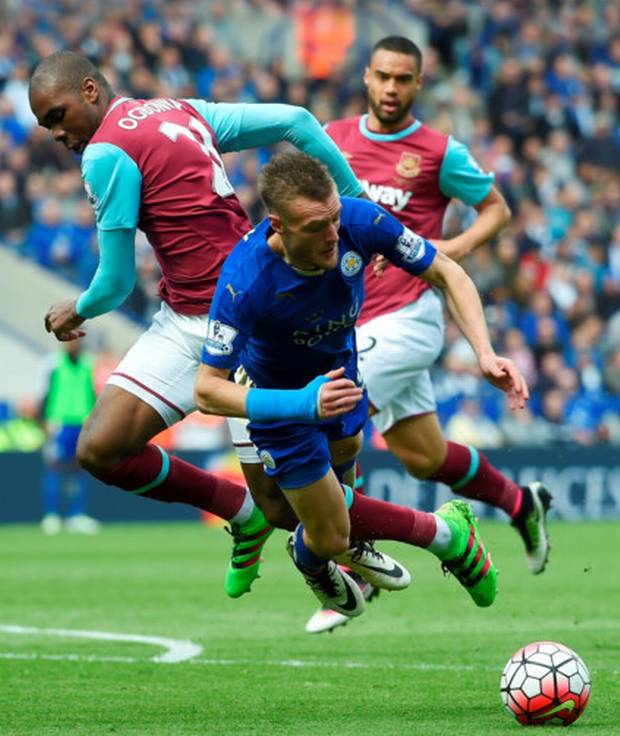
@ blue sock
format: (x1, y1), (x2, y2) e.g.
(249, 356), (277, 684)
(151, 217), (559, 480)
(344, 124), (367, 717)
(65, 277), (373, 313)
(67, 471), (87, 517)
(42, 468), (61, 516)
(293, 524), (328, 573)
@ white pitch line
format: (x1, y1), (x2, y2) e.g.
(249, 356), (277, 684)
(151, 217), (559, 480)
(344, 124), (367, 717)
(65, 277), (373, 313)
(0, 625), (202, 663)
(191, 658), (484, 672)
(0, 652), (138, 664)
(0, 651), (614, 675)
(0, 650), (485, 671)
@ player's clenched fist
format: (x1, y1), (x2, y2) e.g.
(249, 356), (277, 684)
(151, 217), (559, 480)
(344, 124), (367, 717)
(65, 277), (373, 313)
(44, 298), (87, 342)
(317, 367), (364, 419)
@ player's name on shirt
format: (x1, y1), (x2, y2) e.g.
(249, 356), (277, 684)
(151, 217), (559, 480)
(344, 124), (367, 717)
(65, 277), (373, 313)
(116, 98), (185, 130)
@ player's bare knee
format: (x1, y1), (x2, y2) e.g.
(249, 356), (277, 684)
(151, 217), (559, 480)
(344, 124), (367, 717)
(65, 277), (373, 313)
(394, 445), (442, 479)
(75, 431), (108, 474)
(76, 429), (139, 475)
(76, 433), (120, 475)
(409, 456), (441, 479)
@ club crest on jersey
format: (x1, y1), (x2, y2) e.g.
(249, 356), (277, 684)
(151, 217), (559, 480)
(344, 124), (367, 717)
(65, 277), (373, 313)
(396, 227), (426, 264)
(204, 319), (237, 356)
(259, 450), (276, 470)
(340, 251), (363, 277)
(395, 152), (421, 179)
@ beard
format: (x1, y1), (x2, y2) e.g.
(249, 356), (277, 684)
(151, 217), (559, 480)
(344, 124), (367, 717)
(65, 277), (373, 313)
(368, 95), (411, 126)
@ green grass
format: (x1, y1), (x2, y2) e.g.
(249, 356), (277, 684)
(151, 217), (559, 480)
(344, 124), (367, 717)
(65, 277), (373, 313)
(0, 520), (619, 735)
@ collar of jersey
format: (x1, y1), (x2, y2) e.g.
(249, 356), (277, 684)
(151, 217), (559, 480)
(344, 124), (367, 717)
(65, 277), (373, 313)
(290, 264), (325, 276)
(359, 114), (422, 142)
(104, 96), (131, 119)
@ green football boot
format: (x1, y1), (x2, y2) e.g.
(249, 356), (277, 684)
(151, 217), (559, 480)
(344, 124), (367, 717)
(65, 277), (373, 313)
(435, 500), (498, 608)
(224, 506), (273, 598)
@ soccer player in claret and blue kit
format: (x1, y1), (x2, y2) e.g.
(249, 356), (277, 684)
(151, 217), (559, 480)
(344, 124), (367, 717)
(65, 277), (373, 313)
(196, 151), (530, 619)
(27, 50), (377, 598)
(296, 36), (553, 632)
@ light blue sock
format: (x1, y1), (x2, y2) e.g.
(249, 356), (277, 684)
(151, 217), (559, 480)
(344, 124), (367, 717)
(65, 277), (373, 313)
(341, 483), (353, 510)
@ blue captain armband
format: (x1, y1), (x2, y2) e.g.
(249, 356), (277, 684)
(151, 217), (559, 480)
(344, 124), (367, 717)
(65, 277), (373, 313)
(246, 375), (330, 423)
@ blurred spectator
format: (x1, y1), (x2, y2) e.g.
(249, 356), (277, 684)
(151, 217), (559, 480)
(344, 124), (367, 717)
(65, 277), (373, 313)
(24, 197), (73, 273)
(293, 0), (355, 81)
(604, 346), (620, 395)
(2, 0), (620, 447)
(487, 58), (530, 147)
(500, 406), (554, 447)
(446, 398), (504, 449)
(539, 389), (571, 443)
(0, 169), (30, 244)
(2, 62), (37, 131)
(503, 328), (537, 388)
(0, 398), (46, 452)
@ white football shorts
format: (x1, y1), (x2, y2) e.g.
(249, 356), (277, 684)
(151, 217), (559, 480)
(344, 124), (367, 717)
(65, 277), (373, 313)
(356, 288), (444, 435)
(227, 366), (262, 464)
(108, 302), (262, 464)
(107, 301), (207, 427)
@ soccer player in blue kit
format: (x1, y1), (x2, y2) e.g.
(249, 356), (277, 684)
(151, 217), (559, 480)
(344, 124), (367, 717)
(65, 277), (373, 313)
(195, 152), (529, 617)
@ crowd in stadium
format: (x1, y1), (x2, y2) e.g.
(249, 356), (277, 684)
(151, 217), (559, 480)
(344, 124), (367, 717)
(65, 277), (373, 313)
(2, 0), (620, 448)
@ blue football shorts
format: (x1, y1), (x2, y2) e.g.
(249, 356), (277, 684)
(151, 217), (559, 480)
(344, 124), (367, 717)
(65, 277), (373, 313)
(248, 391), (369, 489)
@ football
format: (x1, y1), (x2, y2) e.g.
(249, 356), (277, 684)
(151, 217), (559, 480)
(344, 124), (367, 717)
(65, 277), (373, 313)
(500, 641), (591, 726)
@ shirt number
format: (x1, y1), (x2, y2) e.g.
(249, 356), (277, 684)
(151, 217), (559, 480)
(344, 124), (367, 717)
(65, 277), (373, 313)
(159, 117), (234, 197)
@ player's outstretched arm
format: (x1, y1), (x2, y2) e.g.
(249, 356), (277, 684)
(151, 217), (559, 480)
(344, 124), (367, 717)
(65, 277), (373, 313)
(195, 364), (250, 418)
(419, 251), (529, 410)
(192, 101), (363, 197)
(195, 365), (363, 422)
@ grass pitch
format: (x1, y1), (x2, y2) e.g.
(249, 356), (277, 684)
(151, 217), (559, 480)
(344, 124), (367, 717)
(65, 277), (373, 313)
(1, 519), (619, 735)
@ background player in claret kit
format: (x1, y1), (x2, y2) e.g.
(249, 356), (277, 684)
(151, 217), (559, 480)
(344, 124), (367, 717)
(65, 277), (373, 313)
(196, 151), (531, 619)
(297, 36), (554, 633)
(27, 51), (371, 597)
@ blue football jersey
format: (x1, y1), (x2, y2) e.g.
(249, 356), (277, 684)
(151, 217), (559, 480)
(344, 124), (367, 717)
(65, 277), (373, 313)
(201, 197), (436, 389)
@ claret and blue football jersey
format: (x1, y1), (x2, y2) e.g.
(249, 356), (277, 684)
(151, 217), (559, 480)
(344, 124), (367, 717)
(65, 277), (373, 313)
(201, 197), (436, 389)
(326, 114), (494, 324)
